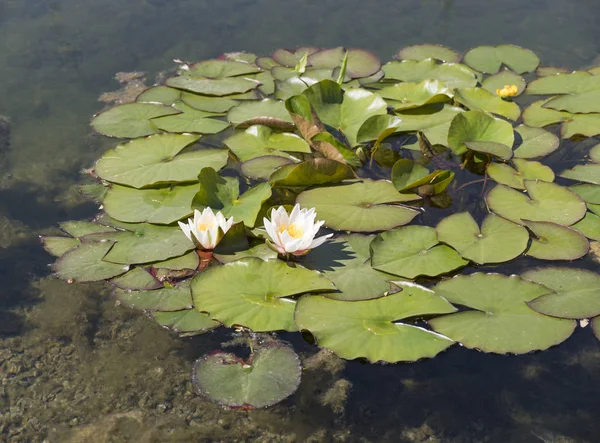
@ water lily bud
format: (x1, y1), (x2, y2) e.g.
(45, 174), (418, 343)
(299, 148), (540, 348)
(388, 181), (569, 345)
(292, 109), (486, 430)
(263, 204), (333, 256)
(178, 208), (234, 250)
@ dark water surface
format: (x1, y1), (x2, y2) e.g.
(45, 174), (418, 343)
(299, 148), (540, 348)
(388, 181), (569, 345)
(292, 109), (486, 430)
(1, 0), (600, 441)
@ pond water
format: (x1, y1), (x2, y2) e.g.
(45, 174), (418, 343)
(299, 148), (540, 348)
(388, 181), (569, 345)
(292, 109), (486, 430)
(1, 0), (600, 441)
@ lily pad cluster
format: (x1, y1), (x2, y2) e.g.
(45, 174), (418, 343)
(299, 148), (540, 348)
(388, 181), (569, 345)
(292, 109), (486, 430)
(42, 45), (600, 409)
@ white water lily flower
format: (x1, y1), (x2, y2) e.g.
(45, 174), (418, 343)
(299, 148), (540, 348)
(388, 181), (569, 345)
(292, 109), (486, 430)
(178, 208), (234, 250)
(263, 204), (333, 256)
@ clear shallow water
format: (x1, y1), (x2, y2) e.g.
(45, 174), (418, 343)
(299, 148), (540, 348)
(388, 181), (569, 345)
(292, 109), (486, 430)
(1, 0), (600, 441)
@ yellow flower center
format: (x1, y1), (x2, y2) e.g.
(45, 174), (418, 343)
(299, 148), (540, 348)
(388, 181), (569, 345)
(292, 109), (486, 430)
(496, 84), (518, 98)
(280, 223), (304, 239)
(197, 221), (215, 231)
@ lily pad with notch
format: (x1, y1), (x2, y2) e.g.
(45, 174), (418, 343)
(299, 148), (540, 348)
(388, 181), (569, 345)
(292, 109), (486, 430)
(487, 159), (555, 189)
(572, 212), (600, 241)
(382, 59), (478, 90)
(240, 156), (295, 181)
(481, 69), (526, 96)
(396, 44), (461, 63)
(377, 80), (452, 111)
(91, 103), (179, 138)
(269, 158), (354, 188)
(116, 282), (194, 312)
(153, 309), (220, 335)
(454, 87), (521, 120)
(559, 164), (600, 185)
(447, 111), (514, 156)
(227, 99), (294, 128)
(524, 220), (589, 261)
(463, 45), (539, 74)
(512, 125), (559, 159)
(522, 99), (600, 138)
(224, 125), (310, 161)
(55, 241), (129, 282)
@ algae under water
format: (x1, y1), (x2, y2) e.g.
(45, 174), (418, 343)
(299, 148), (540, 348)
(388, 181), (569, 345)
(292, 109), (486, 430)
(2, 0), (600, 442)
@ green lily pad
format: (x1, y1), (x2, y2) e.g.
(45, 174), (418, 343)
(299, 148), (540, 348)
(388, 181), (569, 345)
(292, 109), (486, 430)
(151, 103), (230, 134)
(356, 114), (403, 144)
(295, 282), (456, 363)
(429, 273), (575, 354)
(524, 220), (589, 260)
(395, 103), (464, 133)
(371, 225), (468, 279)
(116, 283), (193, 311)
(103, 184), (198, 224)
(391, 160), (430, 191)
(454, 88), (521, 120)
(526, 71), (600, 95)
(55, 241), (129, 282)
(590, 144), (600, 163)
(191, 258), (335, 332)
(311, 132), (362, 167)
(60, 221), (117, 237)
(464, 141), (513, 160)
(224, 125), (310, 161)
(153, 251), (199, 270)
(193, 168), (272, 228)
(109, 267), (161, 291)
(227, 99), (294, 128)
(447, 110), (515, 155)
(307, 47), (381, 78)
(463, 45), (539, 74)
(396, 44), (461, 63)
(187, 59), (261, 78)
(522, 267), (600, 319)
(166, 75), (260, 96)
(543, 90), (600, 114)
(240, 156), (295, 181)
(522, 99), (600, 138)
(382, 59), (478, 89)
(436, 212), (528, 264)
(269, 158), (354, 188)
(512, 125), (559, 159)
(569, 184), (600, 204)
(486, 180), (586, 226)
(91, 103), (179, 138)
(192, 343), (301, 409)
(481, 69), (526, 96)
(487, 159), (555, 189)
(303, 80), (387, 146)
(95, 134), (228, 188)
(213, 243), (278, 264)
(181, 92), (239, 113)
(536, 66), (570, 77)
(136, 86), (182, 105)
(41, 236), (80, 257)
(300, 235), (394, 301)
(271, 47), (318, 67)
(559, 164), (600, 185)
(153, 309), (220, 335)
(377, 80), (452, 111)
(296, 180), (420, 232)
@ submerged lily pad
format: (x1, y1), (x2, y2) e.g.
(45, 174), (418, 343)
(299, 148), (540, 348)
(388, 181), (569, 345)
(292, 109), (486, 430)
(382, 59), (478, 90)
(560, 164), (600, 185)
(487, 159), (555, 189)
(429, 273), (575, 354)
(436, 212), (528, 264)
(463, 45), (539, 74)
(524, 220), (589, 261)
(486, 180), (586, 226)
(55, 241), (129, 282)
(295, 282), (456, 363)
(512, 125), (559, 159)
(109, 267), (161, 291)
(192, 343), (301, 408)
(447, 111), (514, 155)
(153, 309), (220, 335)
(224, 125), (310, 161)
(297, 180), (419, 232)
(522, 267), (600, 319)
(371, 225), (468, 279)
(396, 44), (461, 63)
(91, 103), (179, 138)
(454, 87), (521, 120)
(191, 258), (335, 332)
(95, 134), (228, 188)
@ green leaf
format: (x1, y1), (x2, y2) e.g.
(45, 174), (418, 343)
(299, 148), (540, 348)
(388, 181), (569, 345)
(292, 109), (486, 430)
(543, 90), (600, 114)
(153, 251), (199, 270)
(191, 258), (335, 332)
(213, 243), (278, 264)
(240, 156), (295, 181)
(166, 75), (260, 96)
(151, 103), (230, 134)
(572, 212), (600, 241)
(308, 47), (381, 79)
(356, 114), (403, 144)
(41, 236), (80, 257)
(371, 225), (468, 279)
(187, 59), (261, 78)
(512, 125), (559, 159)
(487, 159), (555, 189)
(295, 282), (456, 363)
(395, 103), (464, 133)
(377, 80), (452, 111)
(311, 132), (362, 167)
(296, 180), (420, 232)
(453, 87), (521, 120)
(486, 180), (586, 226)
(136, 86), (181, 105)
(382, 59), (478, 89)
(523, 99), (600, 138)
(91, 103), (179, 138)
(524, 220), (589, 261)
(396, 44), (461, 63)
(436, 212), (528, 264)
(391, 159), (430, 191)
(95, 134), (228, 188)
(447, 111), (514, 155)
(192, 343), (301, 408)
(55, 241), (129, 282)
(268, 158), (354, 188)
(181, 92), (239, 113)
(227, 99), (294, 128)
(224, 125), (310, 161)
(109, 267), (161, 291)
(103, 184), (197, 224)
(463, 45), (539, 74)
(153, 309), (220, 335)
(526, 71), (600, 95)
(116, 283), (193, 311)
(569, 184), (600, 204)
(481, 69), (526, 96)
(522, 267), (600, 319)
(429, 273), (575, 354)
(464, 141), (513, 160)
(590, 144), (600, 163)
(60, 221), (117, 237)
(560, 164), (600, 185)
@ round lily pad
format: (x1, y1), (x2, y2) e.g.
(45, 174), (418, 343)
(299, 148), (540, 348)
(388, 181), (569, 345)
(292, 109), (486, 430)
(294, 282), (456, 363)
(522, 99), (600, 138)
(569, 184), (600, 204)
(572, 212), (600, 241)
(526, 71), (600, 95)
(429, 273), (576, 354)
(153, 309), (220, 335)
(543, 90), (600, 114)
(436, 212), (528, 264)
(463, 45), (539, 74)
(192, 343), (301, 408)
(269, 158), (353, 188)
(481, 69), (526, 96)
(224, 125), (310, 161)
(370, 225), (468, 279)
(191, 258), (335, 332)
(166, 75), (260, 96)
(512, 125), (559, 159)
(187, 59), (261, 78)
(240, 156), (295, 180)
(116, 283), (194, 312)
(464, 141), (513, 160)
(487, 159), (555, 189)
(524, 220), (589, 261)
(151, 104), (230, 134)
(136, 86), (181, 105)
(453, 87), (521, 120)
(382, 59), (478, 90)
(522, 267), (600, 319)
(91, 103), (179, 138)
(486, 180), (586, 226)
(590, 144), (600, 163)
(95, 134), (228, 188)
(296, 180), (420, 232)
(377, 80), (451, 111)
(109, 267), (161, 291)
(103, 184), (197, 224)
(41, 236), (80, 257)
(307, 47), (381, 79)
(447, 110), (515, 155)
(560, 164), (600, 185)
(55, 241), (129, 282)
(227, 98), (294, 128)
(396, 44), (461, 63)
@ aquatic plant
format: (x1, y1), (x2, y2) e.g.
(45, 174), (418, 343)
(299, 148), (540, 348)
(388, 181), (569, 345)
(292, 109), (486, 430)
(41, 44), (600, 409)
